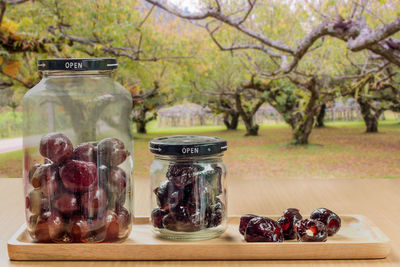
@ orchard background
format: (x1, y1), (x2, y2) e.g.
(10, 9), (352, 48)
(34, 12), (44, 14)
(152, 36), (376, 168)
(0, 0), (399, 179)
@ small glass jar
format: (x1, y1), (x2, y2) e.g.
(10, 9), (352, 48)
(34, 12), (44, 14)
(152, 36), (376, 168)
(22, 58), (133, 243)
(149, 136), (228, 240)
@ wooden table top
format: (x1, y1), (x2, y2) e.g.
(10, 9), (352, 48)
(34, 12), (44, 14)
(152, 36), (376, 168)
(1, 178), (399, 266)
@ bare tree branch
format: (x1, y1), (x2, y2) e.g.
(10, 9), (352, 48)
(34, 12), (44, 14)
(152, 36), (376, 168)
(145, 0), (294, 54)
(146, 0), (400, 73)
(237, 0), (256, 25)
(346, 17), (400, 51)
(138, 5), (155, 28)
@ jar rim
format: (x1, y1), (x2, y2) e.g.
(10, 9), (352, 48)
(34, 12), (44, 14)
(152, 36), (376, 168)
(149, 135), (227, 156)
(38, 58), (117, 71)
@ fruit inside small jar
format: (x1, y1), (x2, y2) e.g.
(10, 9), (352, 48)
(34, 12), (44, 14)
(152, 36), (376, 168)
(25, 132), (132, 243)
(151, 162), (225, 232)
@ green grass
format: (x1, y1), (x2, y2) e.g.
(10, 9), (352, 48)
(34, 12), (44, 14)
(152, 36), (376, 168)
(0, 149), (23, 178)
(1, 120), (400, 179)
(0, 110), (22, 139)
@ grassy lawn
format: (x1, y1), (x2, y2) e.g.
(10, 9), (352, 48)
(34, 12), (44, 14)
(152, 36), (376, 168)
(1, 120), (399, 179)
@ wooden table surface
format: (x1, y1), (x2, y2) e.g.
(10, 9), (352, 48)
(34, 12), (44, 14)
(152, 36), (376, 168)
(1, 178), (399, 266)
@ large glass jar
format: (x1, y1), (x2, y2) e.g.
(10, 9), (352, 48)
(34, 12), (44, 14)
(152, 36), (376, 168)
(22, 58), (133, 243)
(149, 136), (228, 240)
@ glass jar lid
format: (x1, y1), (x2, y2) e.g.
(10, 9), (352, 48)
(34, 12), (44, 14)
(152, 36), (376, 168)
(38, 58), (118, 71)
(149, 135), (227, 156)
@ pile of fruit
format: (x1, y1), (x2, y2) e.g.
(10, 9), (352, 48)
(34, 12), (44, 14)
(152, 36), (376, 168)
(25, 132), (131, 243)
(240, 208), (341, 242)
(151, 163), (225, 232)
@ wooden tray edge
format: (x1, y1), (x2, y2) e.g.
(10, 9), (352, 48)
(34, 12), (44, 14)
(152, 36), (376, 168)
(7, 215), (392, 261)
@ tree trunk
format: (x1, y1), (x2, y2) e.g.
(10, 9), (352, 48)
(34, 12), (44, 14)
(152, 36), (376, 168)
(291, 86), (319, 145)
(136, 120), (147, 134)
(292, 115), (315, 145)
(364, 116), (378, 133)
(358, 99), (383, 133)
(242, 116), (259, 136)
(315, 103), (326, 128)
(223, 112), (239, 130)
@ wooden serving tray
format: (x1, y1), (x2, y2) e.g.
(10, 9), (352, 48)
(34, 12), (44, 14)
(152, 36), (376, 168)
(8, 215), (391, 261)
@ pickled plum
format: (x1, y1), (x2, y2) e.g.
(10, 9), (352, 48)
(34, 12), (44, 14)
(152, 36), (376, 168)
(162, 206), (198, 232)
(53, 192), (79, 215)
(98, 164), (109, 187)
(153, 180), (184, 210)
(81, 187), (108, 217)
(73, 142), (97, 163)
(34, 211), (64, 243)
(68, 216), (90, 242)
(29, 133), (132, 243)
(277, 208), (303, 240)
(60, 160), (97, 192)
(310, 208), (341, 236)
(239, 214), (257, 235)
(153, 162), (225, 232)
(109, 167), (127, 196)
(37, 164), (59, 198)
(207, 200), (224, 227)
(116, 207), (131, 234)
(39, 133), (73, 164)
(153, 180), (170, 210)
(166, 163), (203, 188)
(97, 138), (130, 167)
(244, 217), (283, 242)
(104, 210), (119, 241)
(294, 218), (327, 242)
(151, 208), (168, 228)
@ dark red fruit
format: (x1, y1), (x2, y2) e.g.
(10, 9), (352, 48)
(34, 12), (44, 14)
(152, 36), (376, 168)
(36, 164), (59, 198)
(239, 214), (257, 235)
(97, 138), (130, 167)
(104, 210), (119, 241)
(166, 163), (203, 188)
(310, 208), (341, 236)
(53, 192), (79, 215)
(68, 216), (90, 242)
(207, 200), (224, 227)
(73, 142), (97, 163)
(153, 181), (168, 209)
(39, 132), (73, 164)
(294, 219), (327, 242)
(163, 206), (198, 232)
(153, 180), (183, 210)
(244, 217), (283, 242)
(81, 187), (108, 217)
(98, 164), (109, 187)
(60, 160), (97, 192)
(116, 207), (131, 234)
(34, 211), (64, 243)
(110, 167), (127, 196)
(151, 208), (168, 228)
(277, 208), (303, 240)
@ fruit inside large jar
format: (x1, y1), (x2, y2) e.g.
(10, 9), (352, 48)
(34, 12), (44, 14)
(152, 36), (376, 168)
(151, 160), (226, 235)
(25, 132), (132, 243)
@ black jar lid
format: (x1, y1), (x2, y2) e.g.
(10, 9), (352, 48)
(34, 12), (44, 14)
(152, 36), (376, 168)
(38, 58), (118, 71)
(149, 136), (227, 156)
